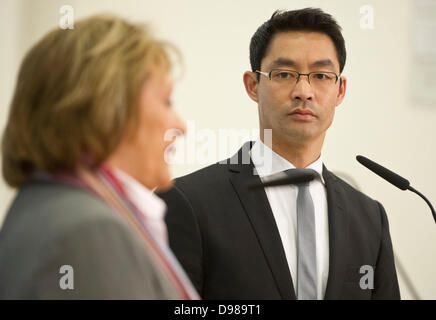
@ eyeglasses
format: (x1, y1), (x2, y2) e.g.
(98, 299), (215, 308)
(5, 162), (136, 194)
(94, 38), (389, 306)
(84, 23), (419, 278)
(256, 69), (340, 89)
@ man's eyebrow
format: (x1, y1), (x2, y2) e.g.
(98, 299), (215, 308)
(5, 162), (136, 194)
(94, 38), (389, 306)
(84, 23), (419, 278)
(268, 58), (298, 69)
(267, 58), (337, 71)
(310, 59), (336, 70)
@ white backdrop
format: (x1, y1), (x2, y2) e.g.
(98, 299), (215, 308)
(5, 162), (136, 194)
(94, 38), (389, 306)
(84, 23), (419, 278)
(1, 0), (435, 299)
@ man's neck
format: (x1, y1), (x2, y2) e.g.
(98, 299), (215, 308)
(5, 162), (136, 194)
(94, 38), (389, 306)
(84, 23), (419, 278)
(261, 134), (325, 168)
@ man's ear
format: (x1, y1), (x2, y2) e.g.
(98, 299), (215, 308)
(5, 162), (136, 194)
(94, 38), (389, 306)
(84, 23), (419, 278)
(243, 71), (259, 103)
(335, 75), (347, 107)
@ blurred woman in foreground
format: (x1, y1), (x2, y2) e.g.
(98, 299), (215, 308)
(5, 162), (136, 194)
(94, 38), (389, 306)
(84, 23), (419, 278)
(0, 15), (197, 299)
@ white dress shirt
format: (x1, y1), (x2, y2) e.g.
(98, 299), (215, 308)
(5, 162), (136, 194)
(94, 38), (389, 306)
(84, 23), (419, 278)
(112, 168), (200, 299)
(250, 138), (329, 300)
(113, 168), (169, 246)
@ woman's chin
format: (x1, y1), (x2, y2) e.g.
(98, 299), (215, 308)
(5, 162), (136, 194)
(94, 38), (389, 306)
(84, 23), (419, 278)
(146, 169), (173, 192)
(154, 177), (174, 192)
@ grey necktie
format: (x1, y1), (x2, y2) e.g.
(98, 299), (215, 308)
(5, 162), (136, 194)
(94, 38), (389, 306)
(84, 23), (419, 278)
(285, 169), (318, 300)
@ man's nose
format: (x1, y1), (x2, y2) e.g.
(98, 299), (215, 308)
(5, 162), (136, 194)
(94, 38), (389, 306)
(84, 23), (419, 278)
(291, 75), (314, 102)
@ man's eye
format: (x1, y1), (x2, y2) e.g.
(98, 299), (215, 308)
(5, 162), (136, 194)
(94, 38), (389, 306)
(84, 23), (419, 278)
(278, 72), (290, 78)
(313, 73), (330, 80)
(274, 72), (295, 79)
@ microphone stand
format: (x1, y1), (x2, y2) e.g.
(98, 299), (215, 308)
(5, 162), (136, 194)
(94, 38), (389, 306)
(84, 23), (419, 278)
(407, 186), (436, 223)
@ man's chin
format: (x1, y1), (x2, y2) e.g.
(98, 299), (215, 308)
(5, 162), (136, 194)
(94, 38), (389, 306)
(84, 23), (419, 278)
(282, 129), (317, 143)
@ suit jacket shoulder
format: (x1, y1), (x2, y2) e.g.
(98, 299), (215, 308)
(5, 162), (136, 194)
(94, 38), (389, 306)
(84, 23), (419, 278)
(0, 180), (180, 299)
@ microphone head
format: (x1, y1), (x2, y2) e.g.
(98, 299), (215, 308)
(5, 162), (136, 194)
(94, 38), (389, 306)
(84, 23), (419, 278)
(356, 155), (410, 190)
(247, 168), (318, 190)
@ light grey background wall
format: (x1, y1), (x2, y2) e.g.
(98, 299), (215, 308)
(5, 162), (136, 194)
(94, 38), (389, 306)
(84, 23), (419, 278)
(1, 0), (435, 299)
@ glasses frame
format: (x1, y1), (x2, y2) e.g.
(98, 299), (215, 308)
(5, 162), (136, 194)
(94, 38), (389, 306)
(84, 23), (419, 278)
(255, 68), (341, 86)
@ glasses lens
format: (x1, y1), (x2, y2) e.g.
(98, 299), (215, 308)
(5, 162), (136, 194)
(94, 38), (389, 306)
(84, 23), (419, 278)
(309, 72), (336, 88)
(269, 70), (338, 89)
(270, 70), (299, 82)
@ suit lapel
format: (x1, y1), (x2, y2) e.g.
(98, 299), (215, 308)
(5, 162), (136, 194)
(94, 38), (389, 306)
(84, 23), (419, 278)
(226, 144), (351, 300)
(228, 142), (296, 300)
(322, 166), (350, 299)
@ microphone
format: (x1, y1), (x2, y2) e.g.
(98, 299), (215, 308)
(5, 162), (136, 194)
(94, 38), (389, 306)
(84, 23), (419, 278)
(356, 155), (436, 224)
(246, 168), (318, 190)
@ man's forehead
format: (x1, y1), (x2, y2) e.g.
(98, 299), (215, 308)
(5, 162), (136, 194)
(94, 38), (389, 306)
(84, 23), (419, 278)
(269, 30), (335, 48)
(262, 31), (339, 70)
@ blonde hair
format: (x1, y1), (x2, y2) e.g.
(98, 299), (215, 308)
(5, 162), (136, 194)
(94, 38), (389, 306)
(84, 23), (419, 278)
(2, 15), (178, 187)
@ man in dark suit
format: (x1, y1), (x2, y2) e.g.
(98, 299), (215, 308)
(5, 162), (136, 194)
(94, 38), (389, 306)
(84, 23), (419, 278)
(159, 8), (400, 299)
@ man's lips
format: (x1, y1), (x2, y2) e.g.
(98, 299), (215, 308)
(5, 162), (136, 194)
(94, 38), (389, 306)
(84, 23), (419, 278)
(289, 108), (316, 120)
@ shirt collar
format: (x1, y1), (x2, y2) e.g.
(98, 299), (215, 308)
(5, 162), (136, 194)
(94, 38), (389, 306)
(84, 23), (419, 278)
(111, 168), (167, 221)
(250, 137), (325, 184)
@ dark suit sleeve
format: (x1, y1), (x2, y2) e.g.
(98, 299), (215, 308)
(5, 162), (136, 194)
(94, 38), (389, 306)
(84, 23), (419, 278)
(33, 216), (172, 299)
(161, 185), (204, 295)
(372, 201), (401, 299)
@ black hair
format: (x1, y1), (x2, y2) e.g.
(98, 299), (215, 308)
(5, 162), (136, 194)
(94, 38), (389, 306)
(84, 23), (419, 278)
(250, 8), (346, 80)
